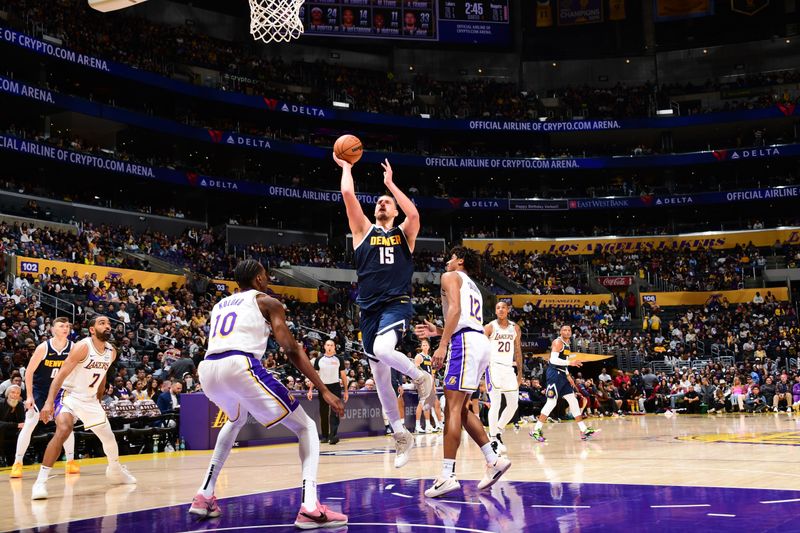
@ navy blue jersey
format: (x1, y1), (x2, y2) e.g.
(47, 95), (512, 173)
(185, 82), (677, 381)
(420, 354), (433, 374)
(354, 225), (413, 310)
(32, 339), (72, 399)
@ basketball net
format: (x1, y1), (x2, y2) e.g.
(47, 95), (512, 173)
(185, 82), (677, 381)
(249, 0), (305, 43)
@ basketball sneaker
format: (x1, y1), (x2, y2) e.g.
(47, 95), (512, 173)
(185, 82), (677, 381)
(188, 494), (221, 518)
(530, 428), (546, 442)
(31, 481), (48, 500)
(415, 424), (424, 434)
(424, 476), (461, 498)
(413, 373), (435, 409)
(477, 456), (512, 490)
(10, 462), (22, 478)
(294, 502), (348, 529)
(65, 460), (80, 475)
(580, 427), (598, 441)
(493, 433), (507, 454)
(106, 464), (137, 485)
(394, 430), (415, 468)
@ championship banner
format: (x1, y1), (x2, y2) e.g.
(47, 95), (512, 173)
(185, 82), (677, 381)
(640, 287), (789, 307)
(654, 0), (713, 20)
(731, 0), (769, 15)
(211, 279), (318, 303)
(596, 276), (634, 287)
(558, 0), (602, 25)
(17, 256), (185, 290)
(464, 227), (800, 255)
(497, 294), (613, 308)
(609, 0), (626, 20)
(536, 0), (553, 27)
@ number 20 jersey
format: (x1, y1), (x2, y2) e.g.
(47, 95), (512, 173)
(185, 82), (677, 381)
(354, 225), (413, 311)
(206, 289), (271, 358)
(442, 270), (484, 333)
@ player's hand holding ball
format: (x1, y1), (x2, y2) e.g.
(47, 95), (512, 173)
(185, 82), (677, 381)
(333, 134), (363, 168)
(323, 389), (345, 417)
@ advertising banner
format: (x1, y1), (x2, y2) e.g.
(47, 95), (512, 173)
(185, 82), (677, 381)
(497, 294), (613, 308)
(654, 0), (713, 21)
(640, 287), (789, 307)
(596, 276), (634, 287)
(16, 256), (185, 289)
(558, 0), (603, 25)
(464, 227), (800, 255)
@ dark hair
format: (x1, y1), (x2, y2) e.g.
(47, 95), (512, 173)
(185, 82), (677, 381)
(450, 246), (481, 276)
(88, 315), (106, 329)
(379, 194), (397, 207)
(234, 260), (265, 288)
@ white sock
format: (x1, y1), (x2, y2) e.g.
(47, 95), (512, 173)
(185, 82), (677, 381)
(14, 454), (23, 464)
(90, 422), (120, 466)
(480, 442), (498, 464)
(391, 419), (407, 434)
(302, 479), (317, 510)
(535, 420), (543, 430)
(578, 421), (587, 432)
(64, 431), (75, 462)
(441, 459), (456, 479)
(36, 465), (51, 484)
(431, 411), (440, 426)
(199, 416), (245, 497)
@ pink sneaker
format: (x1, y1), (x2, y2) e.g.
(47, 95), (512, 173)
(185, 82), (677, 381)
(188, 493), (221, 518)
(294, 502), (348, 529)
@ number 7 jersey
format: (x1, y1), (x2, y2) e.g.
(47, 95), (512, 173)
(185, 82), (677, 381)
(206, 289), (271, 358)
(443, 270), (484, 333)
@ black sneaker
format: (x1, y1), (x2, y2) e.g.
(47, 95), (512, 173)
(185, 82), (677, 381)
(328, 436), (340, 445)
(385, 425), (393, 435)
(319, 436), (328, 443)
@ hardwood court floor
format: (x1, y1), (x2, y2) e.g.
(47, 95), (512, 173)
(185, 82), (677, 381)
(3, 412), (800, 532)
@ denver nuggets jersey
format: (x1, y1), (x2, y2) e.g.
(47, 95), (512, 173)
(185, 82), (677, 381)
(443, 271), (484, 333)
(32, 339), (72, 398)
(550, 337), (572, 373)
(489, 320), (517, 366)
(206, 290), (271, 358)
(62, 337), (113, 399)
(419, 353), (432, 374)
(354, 225), (413, 310)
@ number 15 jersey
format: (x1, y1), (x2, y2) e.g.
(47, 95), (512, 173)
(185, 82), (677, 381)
(354, 225), (414, 311)
(443, 270), (484, 333)
(206, 289), (271, 358)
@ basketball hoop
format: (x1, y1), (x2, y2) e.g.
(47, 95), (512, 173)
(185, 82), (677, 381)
(248, 0), (305, 43)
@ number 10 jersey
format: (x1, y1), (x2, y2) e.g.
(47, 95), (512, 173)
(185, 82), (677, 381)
(206, 289), (271, 358)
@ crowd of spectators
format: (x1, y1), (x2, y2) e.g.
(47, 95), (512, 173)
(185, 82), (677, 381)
(5, 0), (800, 122)
(483, 249), (590, 295)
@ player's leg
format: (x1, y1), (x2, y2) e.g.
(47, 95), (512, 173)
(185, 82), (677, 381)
(531, 384), (559, 442)
(495, 391), (519, 436)
(415, 400), (424, 433)
(11, 406), (39, 477)
(319, 387), (331, 442)
(63, 430), (78, 473)
(74, 396), (137, 484)
(32, 409), (75, 500)
(327, 383), (342, 444)
(486, 368), (502, 437)
(564, 392), (596, 440)
(426, 388), (469, 497)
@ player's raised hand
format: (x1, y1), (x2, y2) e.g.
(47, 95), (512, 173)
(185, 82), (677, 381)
(332, 151), (352, 170)
(323, 389), (345, 417)
(381, 159), (393, 186)
(414, 319), (439, 339)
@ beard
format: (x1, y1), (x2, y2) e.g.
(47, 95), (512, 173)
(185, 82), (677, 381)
(96, 329), (111, 342)
(6, 398), (19, 408)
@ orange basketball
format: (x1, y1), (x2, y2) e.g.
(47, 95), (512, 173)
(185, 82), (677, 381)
(334, 134), (363, 165)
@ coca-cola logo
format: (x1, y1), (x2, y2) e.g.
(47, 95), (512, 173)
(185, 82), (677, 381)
(597, 276), (633, 287)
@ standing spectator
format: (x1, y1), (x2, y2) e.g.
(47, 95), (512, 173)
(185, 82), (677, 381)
(307, 340), (348, 444)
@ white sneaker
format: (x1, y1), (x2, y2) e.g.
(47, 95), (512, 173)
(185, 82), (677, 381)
(31, 481), (48, 500)
(424, 476), (461, 498)
(425, 425), (433, 434)
(413, 373), (435, 409)
(415, 425), (424, 434)
(107, 464), (137, 485)
(477, 456), (511, 490)
(493, 434), (508, 454)
(394, 431), (414, 468)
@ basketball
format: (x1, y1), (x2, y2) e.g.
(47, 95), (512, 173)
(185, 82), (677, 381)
(334, 134), (363, 165)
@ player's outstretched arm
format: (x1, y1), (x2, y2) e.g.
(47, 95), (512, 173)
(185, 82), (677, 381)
(39, 342), (88, 422)
(382, 159), (420, 250)
(334, 152), (371, 247)
(258, 294), (344, 417)
(23, 342), (48, 411)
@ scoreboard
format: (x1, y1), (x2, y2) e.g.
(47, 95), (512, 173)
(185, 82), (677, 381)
(301, 1), (510, 44)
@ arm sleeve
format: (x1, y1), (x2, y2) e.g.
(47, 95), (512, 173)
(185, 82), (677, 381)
(549, 351), (569, 367)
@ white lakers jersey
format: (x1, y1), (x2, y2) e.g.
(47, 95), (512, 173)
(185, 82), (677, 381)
(206, 289), (271, 357)
(443, 270), (484, 333)
(62, 337), (114, 399)
(488, 319), (517, 366)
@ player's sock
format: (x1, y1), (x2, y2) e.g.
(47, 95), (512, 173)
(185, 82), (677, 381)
(14, 454), (24, 464)
(441, 459), (456, 479)
(373, 331), (422, 379)
(534, 420), (544, 431)
(198, 416), (245, 498)
(64, 431), (76, 462)
(390, 419), (407, 434)
(36, 465), (51, 483)
(431, 410), (440, 426)
(578, 421), (588, 432)
(480, 442), (498, 464)
(302, 479), (317, 509)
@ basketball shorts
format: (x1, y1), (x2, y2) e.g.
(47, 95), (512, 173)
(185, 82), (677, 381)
(444, 329), (490, 392)
(486, 363), (518, 393)
(54, 389), (108, 429)
(545, 366), (574, 400)
(360, 299), (414, 361)
(199, 352), (298, 428)
(34, 391), (49, 411)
